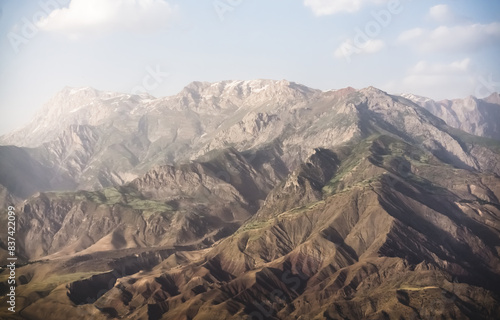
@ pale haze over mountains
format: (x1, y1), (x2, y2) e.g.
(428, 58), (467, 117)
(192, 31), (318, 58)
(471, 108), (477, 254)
(1, 0), (500, 134)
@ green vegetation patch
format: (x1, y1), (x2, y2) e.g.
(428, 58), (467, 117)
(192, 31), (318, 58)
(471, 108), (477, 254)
(446, 127), (500, 154)
(125, 198), (175, 219)
(239, 219), (271, 232)
(323, 135), (381, 194)
(279, 200), (326, 218)
(24, 271), (102, 293)
(48, 187), (174, 218)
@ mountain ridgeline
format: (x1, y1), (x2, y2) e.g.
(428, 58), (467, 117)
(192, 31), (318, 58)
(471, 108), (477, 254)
(1, 80), (500, 319)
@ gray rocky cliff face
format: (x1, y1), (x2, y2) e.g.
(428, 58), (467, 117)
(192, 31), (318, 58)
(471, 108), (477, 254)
(1, 82), (498, 202)
(402, 92), (500, 141)
(1, 81), (500, 320)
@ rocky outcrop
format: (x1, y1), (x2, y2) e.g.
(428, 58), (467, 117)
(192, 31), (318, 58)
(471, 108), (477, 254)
(1, 81), (500, 319)
(2, 82), (497, 200)
(80, 136), (500, 319)
(2, 134), (500, 319)
(1, 148), (283, 261)
(403, 92), (500, 141)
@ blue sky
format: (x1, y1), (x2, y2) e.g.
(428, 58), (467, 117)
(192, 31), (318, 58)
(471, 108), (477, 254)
(0, 0), (499, 134)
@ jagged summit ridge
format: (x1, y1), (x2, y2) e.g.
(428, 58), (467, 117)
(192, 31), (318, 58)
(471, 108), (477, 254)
(403, 91), (500, 140)
(1, 81), (500, 319)
(1, 80), (318, 147)
(0, 80), (499, 198)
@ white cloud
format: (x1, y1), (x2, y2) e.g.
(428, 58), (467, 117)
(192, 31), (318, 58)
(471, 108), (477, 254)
(304, 0), (385, 16)
(397, 27), (424, 42)
(428, 4), (455, 23)
(334, 39), (385, 60)
(398, 22), (500, 52)
(363, 39), (385, 53)
(410, 58), (470, 74)
(385, 58), (476, 99)
(37, 0), (177, 37)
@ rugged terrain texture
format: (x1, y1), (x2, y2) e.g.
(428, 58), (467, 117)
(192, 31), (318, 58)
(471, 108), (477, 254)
(1, 81), (500, 319)
(403, 92), (500, 141)
(0, 148), (284, 263)
(1, 81), (499, 199)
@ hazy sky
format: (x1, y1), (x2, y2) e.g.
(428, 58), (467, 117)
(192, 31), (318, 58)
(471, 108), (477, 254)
(0, 0), (499, 134)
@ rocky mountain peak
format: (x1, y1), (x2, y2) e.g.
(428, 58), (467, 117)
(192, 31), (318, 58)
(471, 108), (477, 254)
(1, 80), (499, 197)
(401, 93), (433, 104)
(327, 86), (357, 96)
(2, 80), (500, 320)
(463, 94), (478, 105)
(485, 92), (500, 104)
(179, 79), (316, 101)
(50, 86), (132, 109)
(360, 86), (388, 96)
(0, 87), (146, 147)
(402, 91), (500, 141)
(170, 79), (319, 114)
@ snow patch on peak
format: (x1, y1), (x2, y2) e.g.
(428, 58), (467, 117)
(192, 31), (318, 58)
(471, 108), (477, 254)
(401, 93), (434, 103)
(252, 85), (269, 93)
(69, 87), (94, 95)
(361, 86), (387, 95)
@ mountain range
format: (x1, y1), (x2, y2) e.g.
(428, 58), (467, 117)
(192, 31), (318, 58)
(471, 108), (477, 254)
(1, 80), (500, 319)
